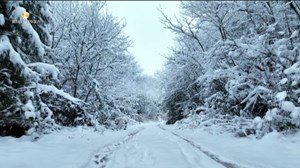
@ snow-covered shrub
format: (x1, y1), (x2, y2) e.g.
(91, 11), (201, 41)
(240, 86), (271, 118)
(254, 67), (300, 136)
(175, 106), (254, 136)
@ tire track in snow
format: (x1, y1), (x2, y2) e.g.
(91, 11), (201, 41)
(161, 129), (212, 168)
(159, 126), (245, 168)
(80, 128), (143, 168)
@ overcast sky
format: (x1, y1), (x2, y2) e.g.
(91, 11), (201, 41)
(106, 1), (180, 76)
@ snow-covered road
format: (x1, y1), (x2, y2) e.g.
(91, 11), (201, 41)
(86, 123), (237, 168)
(2, 122), (300, 168)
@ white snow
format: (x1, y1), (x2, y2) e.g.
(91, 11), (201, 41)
(24, 111), (36, 119)
(0, 35), (33, 76)
(24, 90), (34, 98)
(291, 107), (300, 119)
(290, 30), (299, 38)
(1, 123), (300, 168)
(39, 102), (54, 123)
(37, 84), (82, 103)
(0, 13), (4, 25)
(163, 124), (300, 168)
(265, 108), (278, 121)
(24, 100), (35, 112)
(279, 78), (288, 85)
(253, 116), (263, 129)
(107, 123), (224, 168)
(284, 62), (300, 75)
(10, 7), (45, 59)
(281, 101), (296, 112)
(28, 62), (60, 80)
(278, 31), (285, 35)
(10, 7), (26, 20)
(275, 91), (287, 101)
(0, 125), (144, 168)
(291, 81), (298, 86)
(23, 100), (36, 119)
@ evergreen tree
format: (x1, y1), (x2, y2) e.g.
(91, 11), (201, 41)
(0, 1), (89, 137)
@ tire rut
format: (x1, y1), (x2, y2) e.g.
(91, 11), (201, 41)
(159, 126), (245, 168)
(81, 128), (143, 168)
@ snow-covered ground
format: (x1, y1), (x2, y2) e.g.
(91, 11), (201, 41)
(0, 125), (144, 168)
(163, 124), (300, 168)
(1, 122), (300, 168)
(107, 123), (224, 168)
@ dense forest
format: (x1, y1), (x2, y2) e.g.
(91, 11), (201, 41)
(0, 1), (161, 138)
(1, 0), (300, 140)
(160, 1), (300, 137)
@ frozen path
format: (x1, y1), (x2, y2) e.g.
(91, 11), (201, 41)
(3, 122), (299, 168)
(88, 123), (236, 168)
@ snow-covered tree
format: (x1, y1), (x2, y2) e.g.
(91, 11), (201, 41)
(160, 1), (300, 136)
(51, 1), (159, 128)
(0, 1), (89, 137)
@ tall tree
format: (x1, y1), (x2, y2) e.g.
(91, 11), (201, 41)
(0, 1), (88, 137)
(160, 1), (300, 135)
